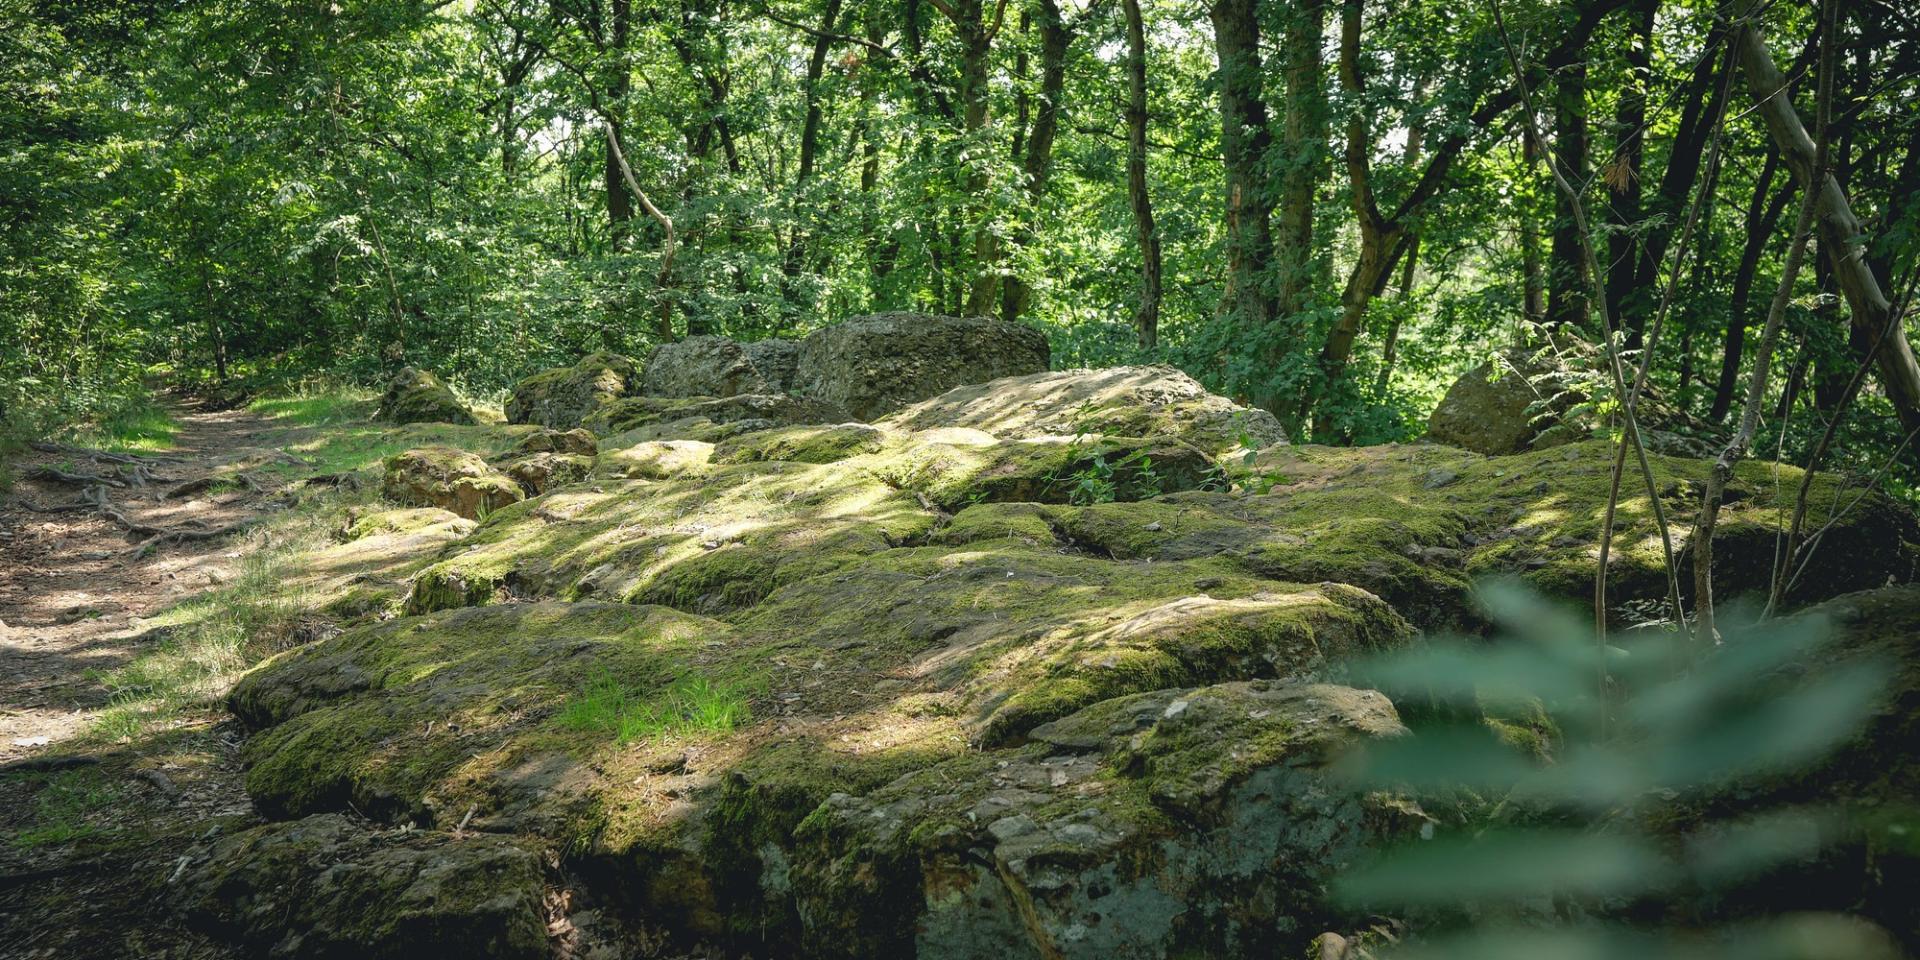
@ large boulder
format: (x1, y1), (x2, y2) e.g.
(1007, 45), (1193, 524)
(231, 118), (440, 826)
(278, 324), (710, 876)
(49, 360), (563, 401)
(791, 313), (1051, 420)
(793, 683), (1420, 960)
(883, 364), (1286, 457)
(580, 392), (850, 436)
(642, 334), (798, 398)
(1428, 340), (1716, 456)
(382, 446), (524, 520)
(376, 367), (475, 425)
(504, 352), (638, 429)
(175, 814), (548, 960)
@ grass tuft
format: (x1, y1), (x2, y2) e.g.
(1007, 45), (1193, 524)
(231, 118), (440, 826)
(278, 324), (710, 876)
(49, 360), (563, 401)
(558, 673), (752, 744)
(9, 768), (122, 848)
(74, 398), (178, 453)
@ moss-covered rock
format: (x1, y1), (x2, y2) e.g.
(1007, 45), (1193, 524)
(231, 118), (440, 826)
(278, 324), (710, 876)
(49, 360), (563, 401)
(175, 813), (547, 960)
(873, 432), (1222, 511)
(882, 364), (1286, 457)
(642, 334), (798, 397)
(593, 438), (715, 480)
(580, 393), (850, 436)
(342, 507), (473, 542)
(502, 451), (593, 495)
(504, 352), (637, 429)
(711, 423), (889, 465)
(232, 601), (735, 827)
(512, 427), (598, 456)
(790, 682), (1419, 960)
(791, 313), (1051, 420)
(376, 366), (476, 425)
(404, 456), (937, 615)
(382, 446), (524, 520)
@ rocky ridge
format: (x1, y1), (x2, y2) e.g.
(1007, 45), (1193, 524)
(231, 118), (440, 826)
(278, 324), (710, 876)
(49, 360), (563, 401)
(181, 320), (1920, 958)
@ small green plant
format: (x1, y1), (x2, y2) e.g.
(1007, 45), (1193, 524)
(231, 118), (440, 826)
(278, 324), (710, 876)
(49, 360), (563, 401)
(1335, 581), (1892, 958)
(558, 672), (752, 744)
(10, 768), (122, 848)
(1064, 452), (1120, 505)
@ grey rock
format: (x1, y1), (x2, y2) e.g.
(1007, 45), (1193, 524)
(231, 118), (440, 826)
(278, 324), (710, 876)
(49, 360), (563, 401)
(881, 364), (1284, 456)
(793, 313), (1051, 420)
(505, 352), (637, 429)
(642, 335), (798, 398)
(175, 813), (548, 960)
(376, 367), (475, 426)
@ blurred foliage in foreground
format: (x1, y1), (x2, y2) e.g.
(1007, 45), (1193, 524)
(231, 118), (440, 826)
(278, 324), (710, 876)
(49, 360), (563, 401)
(1330, 581), (1911, 960)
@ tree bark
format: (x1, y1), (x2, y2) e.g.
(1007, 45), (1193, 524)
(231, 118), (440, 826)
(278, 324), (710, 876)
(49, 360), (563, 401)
(1521, 128), (1547, 324)
(1122, 0), (1162, 347)
(999, 0), (1068, 322)
(1209, 0), (1277, 363)
(1734, 17), (1920, 436)
(1711, 151), (1787, 421)
(603, 0), (634, 250)
(782, 0), (847, 301)
(1273, 0), (1328, 323)
(1546, 58), (1590, 330)
(1605, 0), (1655, 344)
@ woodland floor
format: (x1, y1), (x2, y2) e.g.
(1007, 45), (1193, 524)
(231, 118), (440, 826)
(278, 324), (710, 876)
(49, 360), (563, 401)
(0, 401), (293, 959)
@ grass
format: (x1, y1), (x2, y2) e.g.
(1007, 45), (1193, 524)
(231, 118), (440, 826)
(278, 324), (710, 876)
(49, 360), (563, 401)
(558, 673), (753, 744)
(9, 767), (122, 848)
(72, 397), (178, 453)
(85, 491), (351, 742)
(249, 387), (374, 427)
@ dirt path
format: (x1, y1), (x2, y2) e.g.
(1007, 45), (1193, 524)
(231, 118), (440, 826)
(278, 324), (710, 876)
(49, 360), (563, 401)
(0, 402), (284, 760)
(0, 400), (300, 959)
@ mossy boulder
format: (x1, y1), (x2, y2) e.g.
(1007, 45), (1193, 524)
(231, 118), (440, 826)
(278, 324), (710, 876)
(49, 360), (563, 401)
(342, 506), (473, 542)
(883, 364), (1286, 457)
(872, 432), (1222, 511)
(382, 446), (524, 521)
(593, 438), (715, 480)
(376, 366), (475, 425)
(512, 427), (598, 456)
(502, 451), (593, 495)
(580, 392), (849, 436)
(791, 313), (1051, 420)
(175, 813), (547, 960)
(504, 352), (637, 429)
(711, 423), (889, 465)
(643, 334), (798, 397)
(404, 455), (937, 615)
(790, 682), (1419, 959)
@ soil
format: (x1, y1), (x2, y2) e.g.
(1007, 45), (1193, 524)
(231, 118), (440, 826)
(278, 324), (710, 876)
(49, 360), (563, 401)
(0, 400), (297, 960)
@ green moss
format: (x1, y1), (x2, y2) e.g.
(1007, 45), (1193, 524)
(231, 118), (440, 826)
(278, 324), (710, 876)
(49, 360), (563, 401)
(343, 507), (471, 541)
(929, 501), (1060, 547)
(405, 458), (939, 615)
(711, 424), (889, 465)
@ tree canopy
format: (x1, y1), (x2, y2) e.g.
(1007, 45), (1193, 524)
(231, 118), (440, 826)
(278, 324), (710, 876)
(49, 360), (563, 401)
(5, 0), (1918, 465)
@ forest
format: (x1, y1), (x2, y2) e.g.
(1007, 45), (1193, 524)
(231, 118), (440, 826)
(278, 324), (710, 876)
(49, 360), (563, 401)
(3, 0), (1920, 957)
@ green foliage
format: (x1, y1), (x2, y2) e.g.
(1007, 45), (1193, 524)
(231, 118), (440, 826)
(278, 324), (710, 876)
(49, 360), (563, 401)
(1337, 581), (1891, 956)
(558, 672), (752, 744)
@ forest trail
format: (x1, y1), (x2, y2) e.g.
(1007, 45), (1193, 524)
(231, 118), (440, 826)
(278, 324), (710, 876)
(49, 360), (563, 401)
(0, 401), (283, 763)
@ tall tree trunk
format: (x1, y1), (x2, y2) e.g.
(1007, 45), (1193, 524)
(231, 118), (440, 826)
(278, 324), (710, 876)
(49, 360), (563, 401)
(1605, 0), (1655, 345)
(603, 0), (634, 251)
(1272, 0), (1328, 323)
(1521, 128), (1547, 324)
(1735, 18), (1920, 436)
(1627, 19), (1730, 317)
(1710, 151), (1786, 421)
(1121, 0), (1161, 347)
(1209, 0), (1277, 400)
(1546, 58), (1590, 330)
(1000, 0), (1068, 322)
(782, 0), (847, 304)
(952, 0), (1001, 316)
